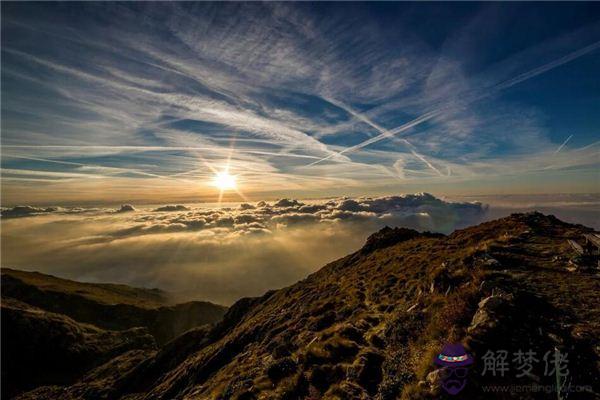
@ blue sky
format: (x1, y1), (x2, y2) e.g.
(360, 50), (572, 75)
(1, 2), (599, 205)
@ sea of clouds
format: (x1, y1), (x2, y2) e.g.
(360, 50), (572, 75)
(2, 193), (488, 304)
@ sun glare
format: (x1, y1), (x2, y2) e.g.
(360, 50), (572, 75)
(213, 171), (237, 190)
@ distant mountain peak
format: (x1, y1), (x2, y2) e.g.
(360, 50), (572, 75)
(362, 226), (444, 254)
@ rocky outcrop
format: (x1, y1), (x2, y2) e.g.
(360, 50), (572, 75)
(115, 204), (136, 213)
(361, 226), (443, 253)
(467, 293), (514, 335)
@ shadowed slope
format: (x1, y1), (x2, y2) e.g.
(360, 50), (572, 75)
(1, 269), (228, 344)
(1, 299), (156, 399)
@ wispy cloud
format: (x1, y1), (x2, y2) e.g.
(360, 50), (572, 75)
(1, 3), (599, 204)
(309, 41), (600, 165)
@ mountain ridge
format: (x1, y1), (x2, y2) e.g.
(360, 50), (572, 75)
(1, 267), (169, 308)
(7, 212), (600, 399)
(1, 297), (157, 398)
(1, 268), (228, 345)
(0, 270), (228, 399)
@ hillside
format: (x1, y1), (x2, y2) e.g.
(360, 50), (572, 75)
(10, 213), (600, 399)
(1, 269), (228, 344)
(1, 298), (156, 399)
(1, 268), (169, 308)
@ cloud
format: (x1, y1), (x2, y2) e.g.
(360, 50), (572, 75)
(309, 40), (600, 165)
(4, 193), (598, 304)
(0, 194), (487, 304)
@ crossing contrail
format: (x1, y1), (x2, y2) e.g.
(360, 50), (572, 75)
(323, 97), (444, 176)
(309, 41), (600, 166)
(554, 134), (573, 154)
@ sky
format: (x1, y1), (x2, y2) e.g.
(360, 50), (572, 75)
(1, 2), (599, 206)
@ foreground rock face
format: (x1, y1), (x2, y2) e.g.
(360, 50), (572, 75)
(9, 213), (600, 399)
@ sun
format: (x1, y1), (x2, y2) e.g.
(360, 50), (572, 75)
(213, 171), (237, 190)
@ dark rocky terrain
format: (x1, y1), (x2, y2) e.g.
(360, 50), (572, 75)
(4, 213), (600, 399)
(1, 298), (156, 398)
(1, 268), (228, 344)
(1, 269), (227, 398)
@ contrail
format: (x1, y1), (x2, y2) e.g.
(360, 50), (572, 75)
(2, 154), (192, 182)
(554, 134), (573, 154)
(309, 41), (600, 166)
(573, 140), (600, 152)
(323, 97), (444, 176)
(410, 150), (443, 177)
(493, 41), (600, 91)
(2, 145), (320, 159)
(308, 109), (439, 166)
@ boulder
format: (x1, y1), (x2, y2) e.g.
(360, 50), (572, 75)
(467, 294), (513, 335)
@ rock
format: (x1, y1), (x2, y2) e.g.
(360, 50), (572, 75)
(116, 204), (136, 213)
(477, 294), (505, 311)
(426, 369), (443, 386)
(547, 333), (563, 345)
(482, 257), (501, 269)
(468, 308), (497, 333)
(153, 205), (189, 212)
(424, 369), (444, 395)
(362, 227), (443, 254)
(467, 294), (513, 334)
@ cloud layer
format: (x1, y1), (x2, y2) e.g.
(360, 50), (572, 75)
(1, 194), (486, 304)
